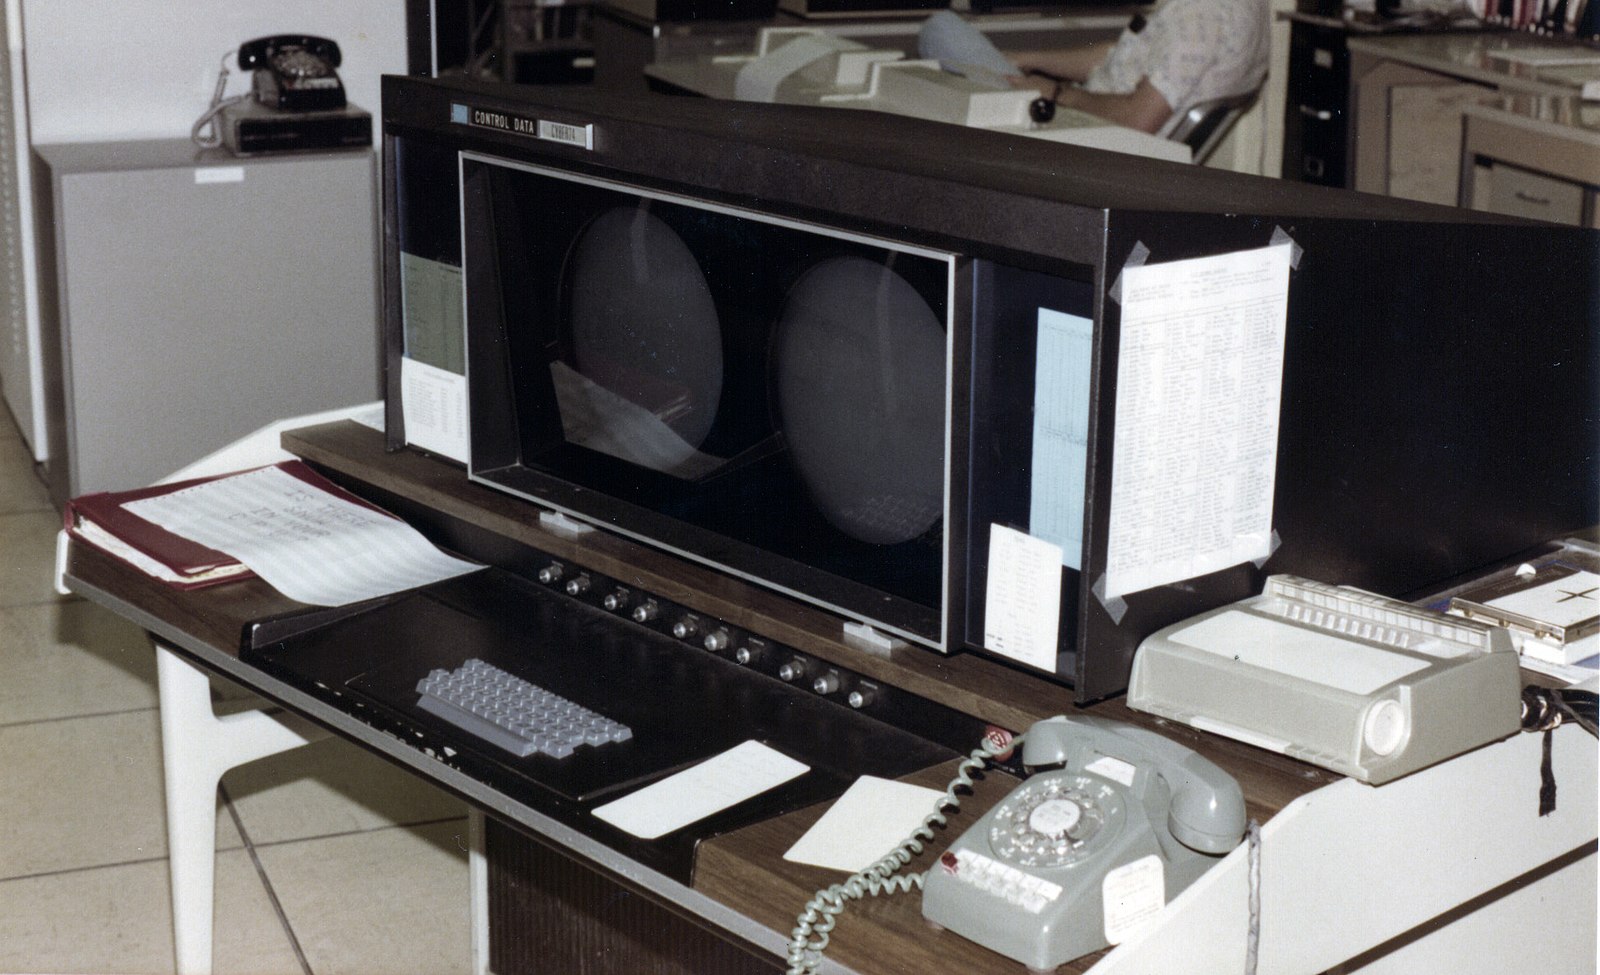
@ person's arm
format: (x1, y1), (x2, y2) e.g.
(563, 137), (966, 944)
(1009, 40), (1116, 83)
(1050, 77), (1173, 134)
(1012, 72), (1173, 133)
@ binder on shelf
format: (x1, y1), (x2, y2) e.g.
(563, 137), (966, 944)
(63, 460), (376, 590)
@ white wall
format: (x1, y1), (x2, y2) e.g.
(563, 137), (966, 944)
(24, 1), (406, 144)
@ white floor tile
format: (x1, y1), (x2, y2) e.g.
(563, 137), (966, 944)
(0, 430), (50, 515)
(0, 509), (70, 608)
(225, 735), (466, 846)
(257, 819), (473, 975)
(0, 599), (158, 724)
(0, 710), (243, 880)
(0, 849), (304, 975)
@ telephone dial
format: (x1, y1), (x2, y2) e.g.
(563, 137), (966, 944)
(238, 35), (347, 113)
(921, 715), (1246, 970)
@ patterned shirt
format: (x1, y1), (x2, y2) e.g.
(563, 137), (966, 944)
(1085, 0), (1270, 122)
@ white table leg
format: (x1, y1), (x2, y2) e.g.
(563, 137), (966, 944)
(155, 643), (326, 975)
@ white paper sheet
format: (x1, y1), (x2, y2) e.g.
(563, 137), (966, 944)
(401, 357), (470, 463)
(124, 466), (481, 606)
(783, 776), (944, 873)
(983, 524), (1064, 671)
(591, 740), (809, 840)
(1105, 243), (1292, 599)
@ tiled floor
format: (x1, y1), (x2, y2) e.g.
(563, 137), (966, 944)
(0, 405), (475, 975)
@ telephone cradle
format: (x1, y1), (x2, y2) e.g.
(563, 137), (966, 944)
(920, 714), (1246, 972)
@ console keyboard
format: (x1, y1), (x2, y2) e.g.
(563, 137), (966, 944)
(415, 658), (633, 759)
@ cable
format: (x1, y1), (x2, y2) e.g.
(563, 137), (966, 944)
(1244, 819), (1262, 975)
(1522, 685), (1598, 738)
(191, 50), (248, 149)
(784, 730), (1023, 975)
(1553, 689), (1598, 737)
(1520, 684), (1596, 817)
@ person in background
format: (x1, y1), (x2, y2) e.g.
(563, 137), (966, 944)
(918, 0), (1270, 135)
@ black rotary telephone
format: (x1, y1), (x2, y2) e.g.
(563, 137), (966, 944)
(238, 35), (347, 113)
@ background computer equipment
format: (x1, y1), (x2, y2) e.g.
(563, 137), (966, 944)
(381, 77), (1597, 702)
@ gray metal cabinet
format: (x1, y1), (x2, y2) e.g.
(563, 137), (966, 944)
(33, 140), (379, 500)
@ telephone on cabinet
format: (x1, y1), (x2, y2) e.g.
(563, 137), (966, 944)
(920, 715), (1246, 971)
(238, 35), (347, 113)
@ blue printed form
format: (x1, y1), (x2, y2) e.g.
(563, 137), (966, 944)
(1029, 308), (1095, 571)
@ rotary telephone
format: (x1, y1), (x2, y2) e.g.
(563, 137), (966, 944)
(920, 714), (1246, 971)
(786, 714), (1246, 975)
(238, 35), (347, 113)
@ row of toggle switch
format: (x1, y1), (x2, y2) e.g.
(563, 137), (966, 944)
(533, 560), (879, 710)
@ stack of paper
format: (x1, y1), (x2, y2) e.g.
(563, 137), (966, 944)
(67, 460), (481, 605)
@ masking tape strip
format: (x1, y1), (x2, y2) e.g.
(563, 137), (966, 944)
(1251, 529), (1283, 569)
(1091, 573), (1129, 625)
(1270, 226), (1304, 270)
(1106, 240), (1151, 306)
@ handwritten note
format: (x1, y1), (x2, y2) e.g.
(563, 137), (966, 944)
(591, 740), (808, 840)
(125, 466), (481, 606)
(1105, 243), (1292, 599)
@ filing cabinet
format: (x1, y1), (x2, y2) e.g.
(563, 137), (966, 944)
(32, 139), (380, 501)
(1282, 17), (1352, 187)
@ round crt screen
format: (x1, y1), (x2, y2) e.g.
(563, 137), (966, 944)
(773, 256), (945, 546)
(566, 205), (724, 450)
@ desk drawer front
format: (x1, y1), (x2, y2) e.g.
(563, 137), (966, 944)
(487, 819), (781, 975)
(1487, 162), (1588, 226)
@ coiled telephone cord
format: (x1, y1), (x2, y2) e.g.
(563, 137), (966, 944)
(784, 731), (1022, 975)
(191, 50), (250, 149)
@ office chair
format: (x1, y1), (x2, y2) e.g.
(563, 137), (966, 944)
(1164, 90), (1259, 165)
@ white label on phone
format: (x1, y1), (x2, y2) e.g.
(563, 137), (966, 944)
(1103, 854), (1166, 945)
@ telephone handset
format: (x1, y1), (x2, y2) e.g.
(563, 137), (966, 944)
(919, 714), (1246, 971)
(237, 35), (347, 113)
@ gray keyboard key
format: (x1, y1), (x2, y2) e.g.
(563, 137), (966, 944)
(415, 658), (632, 759)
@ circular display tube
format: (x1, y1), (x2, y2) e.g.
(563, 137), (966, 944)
(773, 256), (945, 546)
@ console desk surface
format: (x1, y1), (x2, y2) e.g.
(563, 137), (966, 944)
(61, 420), (1344, 975)
(1345, 30), (1600, 198)
(1346, 30), (1600, 96)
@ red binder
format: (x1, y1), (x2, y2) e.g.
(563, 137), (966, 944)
(63, 460), (381, 590)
